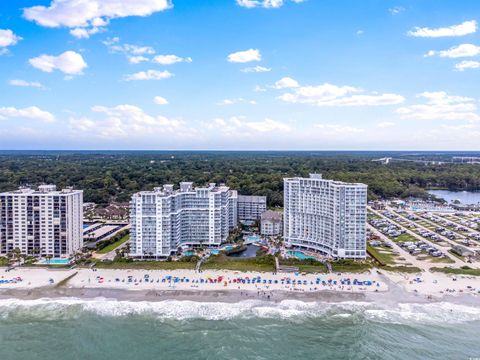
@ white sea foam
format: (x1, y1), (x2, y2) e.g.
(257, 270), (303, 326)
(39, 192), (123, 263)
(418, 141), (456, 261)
(0, 298), (479, 324)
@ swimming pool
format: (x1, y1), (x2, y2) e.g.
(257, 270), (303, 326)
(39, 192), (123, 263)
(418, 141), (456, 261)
(183, 251), (195, 257)
(210, 250), (220, 255)
(287, 251), (316, 260)
(245, 235), (260, 242)
(37, 258), (72, 265)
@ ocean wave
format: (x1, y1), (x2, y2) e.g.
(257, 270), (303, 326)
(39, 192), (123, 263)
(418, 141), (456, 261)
(0, 298), (479, 324)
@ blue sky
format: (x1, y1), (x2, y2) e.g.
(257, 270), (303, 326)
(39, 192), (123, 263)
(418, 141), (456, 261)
(1, 0), (480, 150)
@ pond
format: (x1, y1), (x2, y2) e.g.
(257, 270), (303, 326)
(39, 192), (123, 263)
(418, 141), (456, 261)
(428, 190), (480, 205)
(227, 244), (259, 258)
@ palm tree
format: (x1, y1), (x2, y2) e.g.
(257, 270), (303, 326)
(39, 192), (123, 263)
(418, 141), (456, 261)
(13, 247), (22, 264)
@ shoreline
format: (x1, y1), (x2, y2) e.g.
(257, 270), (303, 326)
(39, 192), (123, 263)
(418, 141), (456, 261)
(0, 267), (478, 306)
(0, 287), (368, 303)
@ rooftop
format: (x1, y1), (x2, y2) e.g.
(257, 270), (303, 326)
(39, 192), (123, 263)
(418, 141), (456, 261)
(133, 182), (232, 197)
(261, 210), (283, 222)
(285, 173), (368, 187)
(238, 195), (267, 202)
(0, 185), (82, 196)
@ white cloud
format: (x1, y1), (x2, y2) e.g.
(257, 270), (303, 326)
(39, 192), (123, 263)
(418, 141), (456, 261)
(377, 121), (395, 128)
(314, 124), (364, 133)
(241, 65), (271, 73)
(246, 118), (288, 132)
(455, 60), (480, 71)
(152, 54), (192, 65)
(153, 96), (169, 105)
(8, 79), (44, 89)
(70, 26), (103, 38)
(227, 49), (261, 63)
(92, 104), (180, 127)
(70, 104), (187, 139)
(29, 51), (87, 75)
(273, 77), (299, 89)
(397, 91), (480, 121)
(128, 55), (149, 64)
(236, 0), (304, 8)
(219, 98), (257, 105)
(236, 0), (283, 8)
(389, 6), (405, 15)
(207, 116), (290, 135)
(118, 44), (155, 55)
(105, 39), (159, 63)
(254, 85), (267, 92)
(408, 20), (477, 38)
(124, 69), (173, 81)
(426, 44), (480, 58)
(0, 106), (55, 123)
(24, 0), (172, 38)
(0, 29), (22, 50)
(276, 79), (404, 107)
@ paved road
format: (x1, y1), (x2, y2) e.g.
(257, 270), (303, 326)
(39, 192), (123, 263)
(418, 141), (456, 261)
(93, 241), (129, 261)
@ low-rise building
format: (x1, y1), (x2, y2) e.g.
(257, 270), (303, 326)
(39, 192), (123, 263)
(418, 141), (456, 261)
(451, 244), (475, 257)
(261, 210), (283, 236)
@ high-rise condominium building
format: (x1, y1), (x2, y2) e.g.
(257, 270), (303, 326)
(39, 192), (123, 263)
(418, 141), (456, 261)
(0, 185), (83, 257)
(284, 174), (367, 259)
(237, 195), (267, 222)
(130, 182), (238, 258)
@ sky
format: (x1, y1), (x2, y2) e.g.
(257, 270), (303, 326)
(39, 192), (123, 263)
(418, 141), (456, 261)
(1, 0), (480, 150)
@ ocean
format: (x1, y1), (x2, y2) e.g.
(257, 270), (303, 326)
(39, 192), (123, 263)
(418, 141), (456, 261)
(0, 298), (479, 360)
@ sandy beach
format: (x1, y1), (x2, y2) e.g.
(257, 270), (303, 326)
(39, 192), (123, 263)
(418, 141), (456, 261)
(0, 267), (478, 304)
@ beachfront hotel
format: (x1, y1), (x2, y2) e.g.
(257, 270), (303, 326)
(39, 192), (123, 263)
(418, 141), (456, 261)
(284, 174), (367, 259)
(129, 182), (238, 258)
(0, 185), (83, 257)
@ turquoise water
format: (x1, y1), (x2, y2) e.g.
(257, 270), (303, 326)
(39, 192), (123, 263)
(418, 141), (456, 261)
(37, 259), (71, 265)
(0, 298), (479, 359)
(288, 251), (316, 260)
(246, 235), (260, 242)
(183, 251), (194, 257)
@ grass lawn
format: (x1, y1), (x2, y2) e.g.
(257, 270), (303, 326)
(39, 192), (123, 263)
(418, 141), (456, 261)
(94, 260), (196, 270)
(429, 256), (455, 264)
(431, 266), (480, 276)
(447, 250), (466, 262)
(331, 261), (372, 273)
(201, 261), (275, 272)
(367, 244), (395, 265)
(295, 264), (328, 273)
(202, 254), (275, 272)
(97, 235), (130, 254)
(394, 233), (416, 243)
(379, 265), (423, 274)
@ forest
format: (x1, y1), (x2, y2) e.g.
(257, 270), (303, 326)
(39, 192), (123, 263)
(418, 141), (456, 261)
(1, 151), (480, 207)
